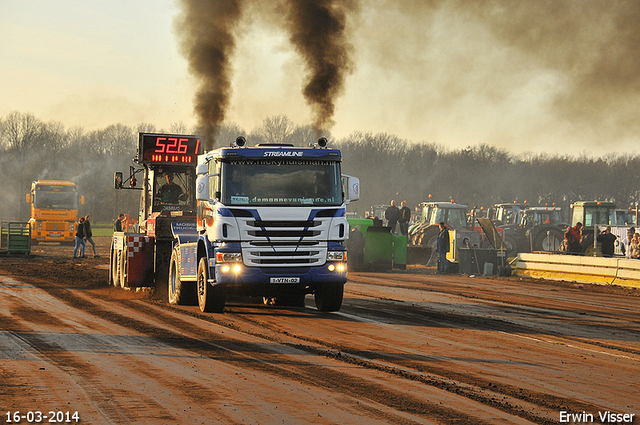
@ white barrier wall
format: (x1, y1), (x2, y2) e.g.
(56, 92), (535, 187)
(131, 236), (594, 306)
(513, 252), (640, 288)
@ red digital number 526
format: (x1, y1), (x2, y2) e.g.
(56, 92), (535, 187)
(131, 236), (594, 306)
(155, 137), (188, 154)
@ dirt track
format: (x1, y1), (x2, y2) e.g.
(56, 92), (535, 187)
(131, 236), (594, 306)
(1, 237), (639, 424)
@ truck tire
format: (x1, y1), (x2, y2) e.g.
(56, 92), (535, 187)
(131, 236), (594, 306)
(197, 257), (225, 313)
(168, 247), (196, 305)
(314, 282), (344, 312)
(118, 250), (127, 288)
(109, 245), (116, 286)
(112, 249), (121, 287)
(155, 241), (172, 288)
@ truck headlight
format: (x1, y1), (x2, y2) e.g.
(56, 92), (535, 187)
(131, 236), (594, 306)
(328, 263), (346, 272)
(216, 252), (242, 263)
(327, 251), (346, 262)
(221, 264), (243, 273)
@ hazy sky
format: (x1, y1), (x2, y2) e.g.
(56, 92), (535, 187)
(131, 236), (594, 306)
(2, 0), (639, 157)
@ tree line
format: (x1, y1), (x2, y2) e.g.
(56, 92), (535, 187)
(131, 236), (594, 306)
(1, 111), (638, 224)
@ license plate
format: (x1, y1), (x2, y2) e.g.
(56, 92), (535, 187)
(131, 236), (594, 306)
(270, 277), (300, 284)
(49, 234), (60, 238)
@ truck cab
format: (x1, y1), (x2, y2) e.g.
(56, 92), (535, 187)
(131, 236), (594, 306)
(110, 133), (202, 289)
(168, 137), (359, 313)
(27, 180), (84, 245)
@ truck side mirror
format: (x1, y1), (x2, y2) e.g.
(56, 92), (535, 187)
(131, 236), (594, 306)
(26, 193), (30, 203)
(80, 196), (85, 205)
(196, 163), (208, 175)
(341, 175), (360, 204)
(196, 175), (210, 201)
(114, 172), (123, 189)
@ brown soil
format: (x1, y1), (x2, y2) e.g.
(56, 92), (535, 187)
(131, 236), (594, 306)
(1, 237), (639, 424)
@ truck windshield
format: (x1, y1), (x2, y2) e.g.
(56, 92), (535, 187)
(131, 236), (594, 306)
(33, 185), (77, 209)
(221, 159), (342, 206)
(154, 170), (195, 210)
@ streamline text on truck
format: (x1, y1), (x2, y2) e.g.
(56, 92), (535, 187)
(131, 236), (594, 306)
(170, 136), (360, 313)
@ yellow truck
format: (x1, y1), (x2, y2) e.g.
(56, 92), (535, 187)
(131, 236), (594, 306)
(26, 180), (84, 244)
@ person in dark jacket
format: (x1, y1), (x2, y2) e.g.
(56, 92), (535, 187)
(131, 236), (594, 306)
(113, 213), (124, 232)
(398, 201), (411, 236)
(436, 222), (450, 272)
(73, 217), (86, 258)
(385, 200), (400, 234)
(84, 214), (98, 257)
(597, 226), (617, 257)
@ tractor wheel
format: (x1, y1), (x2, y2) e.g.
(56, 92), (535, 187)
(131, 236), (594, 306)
(534, 228), (564, 252)
(503, 235), (519, 258)
(425, 235), (439, 267)
(197, 257), (225, 313)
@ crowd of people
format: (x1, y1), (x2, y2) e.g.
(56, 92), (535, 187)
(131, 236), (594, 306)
(564, 222), (640, 258)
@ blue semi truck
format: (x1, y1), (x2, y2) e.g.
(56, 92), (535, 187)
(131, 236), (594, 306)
(167, 136), (359, 312)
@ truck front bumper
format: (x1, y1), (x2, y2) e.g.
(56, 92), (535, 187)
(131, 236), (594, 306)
(213, 263), (347, 288)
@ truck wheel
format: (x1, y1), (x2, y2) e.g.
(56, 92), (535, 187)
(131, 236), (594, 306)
(112, 249), (121, 287)
(109, 245), (116, 286)
(168, 247), (196, 305)
(118, 250), (127, 288)
(197, 257), (225, 313)
(314, 282), (344, 312)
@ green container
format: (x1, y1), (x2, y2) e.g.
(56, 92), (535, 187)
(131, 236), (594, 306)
(364, 226), (393, 270)
(347, 218), (395, 271)
(393, 235), (407, 269)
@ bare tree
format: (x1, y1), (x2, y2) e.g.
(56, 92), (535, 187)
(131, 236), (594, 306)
(215, 122), (246, 147)
(256, 115), (296, 144)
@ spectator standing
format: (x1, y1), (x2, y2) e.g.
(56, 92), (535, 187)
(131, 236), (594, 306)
(622, 227), (636, 258)
(73, 217), (86, 258)
(113, 213), (124, 232)
(436, 222), (450, 273)
(564, 222), (583, 253)
(84, 214), (98, 257)
(385, 200), (400, 234)
(630, 233), (640, 259)
(398, 201), (411, 236)
(596, 226), (617, 257)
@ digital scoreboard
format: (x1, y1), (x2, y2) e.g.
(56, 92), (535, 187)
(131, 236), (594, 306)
(138, 133), (202, 165)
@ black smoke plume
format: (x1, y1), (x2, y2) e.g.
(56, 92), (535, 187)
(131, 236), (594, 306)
(283, 0), (356, 134)
(174, 0), (242, 149)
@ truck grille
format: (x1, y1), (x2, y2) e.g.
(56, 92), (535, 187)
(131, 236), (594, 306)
(239, 218), (329, 267)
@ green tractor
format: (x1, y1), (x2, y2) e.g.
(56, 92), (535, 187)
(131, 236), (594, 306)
(567, 201), (617, 255)
(407, 202), (469, 264)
